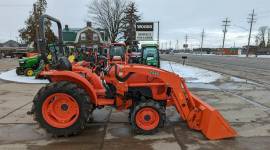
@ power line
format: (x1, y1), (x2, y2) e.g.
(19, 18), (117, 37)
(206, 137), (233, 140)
(246, 9), (256, 57)
(221, 18), (231, 55)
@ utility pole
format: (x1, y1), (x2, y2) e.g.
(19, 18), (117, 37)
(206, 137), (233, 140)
(200, 28), (205, 55)
(169, 40), (172, 49)
(157, 21), (160, 45)
(184, 34), (188, 52)
(246, 9), (256, 57)
(222, 18), (230, 55)
(185, 34), (188, 45)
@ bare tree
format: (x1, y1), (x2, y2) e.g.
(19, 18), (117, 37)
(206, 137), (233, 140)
(87, 0), (127, 42)
(267, 29), (270, 48)
(255, 35), (260, 46)
(258, 26), (268, 48)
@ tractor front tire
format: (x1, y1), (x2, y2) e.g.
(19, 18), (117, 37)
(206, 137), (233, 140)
(130, 100), (165, 134)
(33, 81), (93, 137)
(24, 68), (34, 76)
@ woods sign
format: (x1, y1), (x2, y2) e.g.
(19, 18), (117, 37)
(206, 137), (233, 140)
(136, 22), (154, 41)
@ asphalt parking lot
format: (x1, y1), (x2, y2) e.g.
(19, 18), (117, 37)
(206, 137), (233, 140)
(0, 58), (270, 150)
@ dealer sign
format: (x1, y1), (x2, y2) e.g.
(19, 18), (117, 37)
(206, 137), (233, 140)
(136, 22), (154, 41)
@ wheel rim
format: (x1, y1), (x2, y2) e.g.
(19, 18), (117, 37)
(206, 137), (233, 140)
(135, 107), (160, 131)
(42, 93), (80, 128)
(27, 70), (34, 76)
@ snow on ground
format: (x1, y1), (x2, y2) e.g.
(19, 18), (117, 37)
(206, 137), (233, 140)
(0, 62), (222, 84)
(257, 55), (270, 58)
(175, 53), (270, 58)
(0, 69), (49, 84)
(237, 54), (270, 58)
(160, 61), (222, 83)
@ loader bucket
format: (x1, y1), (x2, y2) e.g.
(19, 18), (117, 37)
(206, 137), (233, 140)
(191, 94), (237, 140)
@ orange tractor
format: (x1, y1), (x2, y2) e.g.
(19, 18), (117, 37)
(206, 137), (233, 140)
(31, 15), (237, 140)
(108, 43), (129, 65)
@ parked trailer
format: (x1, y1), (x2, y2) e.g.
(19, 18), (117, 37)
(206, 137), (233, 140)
(0, 48), (16, 58)
(0, 47), (28, 59)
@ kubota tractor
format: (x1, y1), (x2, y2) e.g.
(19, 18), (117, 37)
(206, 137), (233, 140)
(31, 15), (237, 140)
(108, 43), (129, 65)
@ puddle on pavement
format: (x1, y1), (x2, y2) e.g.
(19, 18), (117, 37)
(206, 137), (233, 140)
(103, 123), (178, 150)
(174, 124), (270, 150)
(106, 124), (131, 139)
(0, 124), (49, 144)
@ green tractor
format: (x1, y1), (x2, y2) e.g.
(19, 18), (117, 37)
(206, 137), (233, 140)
(16, 55), (41, 76)
(16, 15), (71, 78)
(141, 44), (160, 68)
(15, 44), (60, 77)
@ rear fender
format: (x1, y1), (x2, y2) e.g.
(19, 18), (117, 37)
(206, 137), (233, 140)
(41, 70), (98, 105)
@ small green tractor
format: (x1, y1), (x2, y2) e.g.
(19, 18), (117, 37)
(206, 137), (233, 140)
(15, 44), (60, 77)
(16, 55), (41, 76)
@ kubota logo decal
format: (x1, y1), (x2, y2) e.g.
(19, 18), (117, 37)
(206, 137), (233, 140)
(149, 71), (159, 76)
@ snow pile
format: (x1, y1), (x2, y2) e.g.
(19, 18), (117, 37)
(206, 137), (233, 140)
(160, 61), (222, 83)
(0, 69), (49, 84)
(0, 62), (221, 84)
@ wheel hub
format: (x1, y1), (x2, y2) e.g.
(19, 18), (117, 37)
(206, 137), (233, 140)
(135, 107), (160, 131)
(144, 115), (151, 121)
(61, 103), (69, 111)
(42, 93), (80, 128)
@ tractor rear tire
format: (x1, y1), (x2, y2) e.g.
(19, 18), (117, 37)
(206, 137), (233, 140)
(130, 100), (165, 134)
(16, 67), (24, 75)
(33, 81), (93, 137)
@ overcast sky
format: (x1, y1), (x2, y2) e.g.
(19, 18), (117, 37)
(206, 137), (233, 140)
(0, 0), (270, 48)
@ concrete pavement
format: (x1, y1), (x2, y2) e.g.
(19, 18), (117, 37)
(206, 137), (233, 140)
(0, 58), (270, 150)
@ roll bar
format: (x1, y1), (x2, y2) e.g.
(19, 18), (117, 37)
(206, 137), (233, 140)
(39, 14), (64, 63)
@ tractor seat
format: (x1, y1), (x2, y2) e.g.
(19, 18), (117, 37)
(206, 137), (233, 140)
(112, 56), (122, 61)
(57, 57), (72, 71)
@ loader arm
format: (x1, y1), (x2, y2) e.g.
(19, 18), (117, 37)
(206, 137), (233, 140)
(114, 64), (237, 140)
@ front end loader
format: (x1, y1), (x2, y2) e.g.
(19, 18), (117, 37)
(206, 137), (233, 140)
(31, 14), (237, 140)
